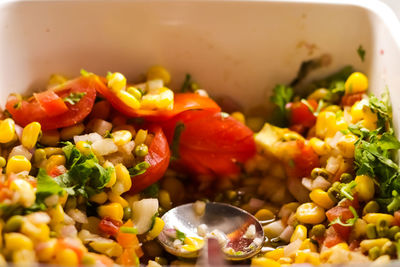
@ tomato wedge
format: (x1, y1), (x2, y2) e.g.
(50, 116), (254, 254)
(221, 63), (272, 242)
(95, 80), (221, 121)
(6, 76), (100, 130)
(288, 99), (318, 129)
(130, 126), (170, 193)
(326, 206), (355, 240)
(162, 110), (256, 178)
(34, 91), (69, 117)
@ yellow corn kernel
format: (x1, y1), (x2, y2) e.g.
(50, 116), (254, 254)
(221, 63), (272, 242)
(108, 192), (129, 207)
(158, 189), (172, 210)
(4, 233), (33, 251)
(0, 254), (5, 266)
(76, 141), (92, 155)
(40, 130), (60, 147)
(0, 118), (16, 143)
(6, 155), (31, 175)
(251, 257), (281, 267)
(345, 72), (368, 94)
(296, 202), (326, 224)
(350, 100), (377, 130)
(299, 238), (317, 252)
(309, 137), (330, 156)
(350, 101), (364, 122)
(21, 122), (41, 149)
(231, 112), (245, 124)
(89, 191), (108, 204)
(112, 163), (132, 195)
(55, 248), (79, 266)
(90, 240), (123, 257)
(255, 209), (275, 221)
(294, 251), (308, 264)
(37, 238), (57, 262)
(48, 74), (67, 87)
(117, 90), (141, 109)
(48, 204), (65, 227)
(354, 175), (375, 202)
(307, 252), (321, 265)
(308, 88), (329, 101)
(360, 238), (389, 252)
(362, 110), (378, 130)
(290, 224), (307, 243)
(141, 87), (174, 110)
(265, 248), (284, 261)
(59, 191), (68, 206)
(146, 217), (165, 241)
(60, 123), (85, 140)
(309, 189), (335, 209)
(337, 134), (357, 158)
(107, 72), (126, 93)
(316, 111), (337, 138)
(10, 179), (35, 207)
(363, 213), (394, 225)
(44, 147), (64, 157)
(33, 148), (47, 168)
(112, 130), (132, 146)
(135, 129), (148, 145)
(147, 65), (171, 85)
(12, 249), (36, 264)
(45, 154), (66, 173)
(103, 161), (116, 188)
(98, 203), (124, 221)
(181, 236), (204, 252)
(277, 257), (292, 264)
(112, 125), (136, 137)
(21, 220), (49, 242)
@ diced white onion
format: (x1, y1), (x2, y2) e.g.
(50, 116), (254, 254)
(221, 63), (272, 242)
(67, 209), (88, 224)
(74, 132), (103, 144)
(27, 212), (51, 224)
(61, 224), (78, 238)
(243, 224), (256, 239)
(301, 177), (313, 191)
(284, 239), (302, 257)
(263, 220), (285, 239)
(88, 119), (113, 137)
(147, 79), (164, 92)
(8, 145), (32, 161)
(279, 225), (294, 242)
(326, 155), (342, 174)
(248, 198), (265, 211)
(193, 200), (206, 216)
(44, 195), (59, 207)
(132, 198), (159, 234)
(197, 224), (208, 237)
(91, 139), (118, 156)
(312, 176), (331, 191)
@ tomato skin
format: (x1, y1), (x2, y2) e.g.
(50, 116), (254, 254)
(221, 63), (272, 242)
(95, 79), (221, 121)
(323, 226), (345, 248)
(34, 91), (69, 117)
(48, 165), (67, 177)
(326, 206), (354, 240)
(99, 217), (122, 236)
(6, 76), (100, 130)
(130, 126), (170, 194)
(394, 211), (400, 226)
(289, 99), (318, 128)
(287, 140), (320, 179)
(341, 92), (364, 106)
(162, 110), (256, 178)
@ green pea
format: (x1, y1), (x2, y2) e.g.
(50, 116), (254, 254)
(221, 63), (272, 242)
(81, 254), (96, 265)
(382, 241), (396, 256)
(363, 201), (380, 215)
(0, 156), (6, 168)
(310, 224), (326, 238)
(4, 215), (25, 233)
(311, 168), (329, 179)
(123, 206), (132, 221)
(368, 246), (381, 260)
(135, 143), (149, 157)
(394, 232), (400, 241)
(34, 148), (47, 166)
(327, 187), (340, 201)
(377, 219), (389, 238)
(388, 226), (400, 240)
(339, 173), (353, 183)
(366, 224), (377, 239)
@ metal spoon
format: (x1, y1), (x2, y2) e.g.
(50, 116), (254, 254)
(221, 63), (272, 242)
(157, 202), (265, 261)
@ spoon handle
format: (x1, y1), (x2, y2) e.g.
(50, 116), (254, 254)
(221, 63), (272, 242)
(196, 238), (227, 267)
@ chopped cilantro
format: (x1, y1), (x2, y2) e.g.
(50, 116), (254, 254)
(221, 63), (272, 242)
(181, 74), (199, 92)
(357, 45), (366, 62)
(36, 169), (66, 204)
(340, 181), (357, 201)
(104, 131), (113, 138)
(170, 122), (185, 160)
(80, 69), (92, 77)
(63, 92), (86, 105)
(269, 84), (294, 127)
(150, 213), (159, 230)
(128, 161), (150, 177)
(329, 206), (358, 227)
(176, 229), (186, 242)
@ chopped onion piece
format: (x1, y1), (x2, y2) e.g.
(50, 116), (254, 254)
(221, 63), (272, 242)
(312, 176), (331, 191)
(91, 139), (118, 156)
(9, 145), (32, 161)
(193, 200), (206, 216)
(67, 209), (88, 224)
(132, 198), (159, 234)
(284, 239), (302, 257)
(74, 132), (103, 144)
(301, 177), (313, 191)
(279, 225), (294, 242)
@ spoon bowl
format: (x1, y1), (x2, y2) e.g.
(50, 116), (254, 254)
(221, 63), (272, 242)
(158, 202), (265, 261)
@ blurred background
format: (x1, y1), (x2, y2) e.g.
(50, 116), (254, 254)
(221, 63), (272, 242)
(382, 0), (400, 17)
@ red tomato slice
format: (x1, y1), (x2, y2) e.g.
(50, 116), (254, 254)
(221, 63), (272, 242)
(130, 126), (170, 194)
(162, 110), (256, 178)
(95, 79), (221, 121)
(323, 226), (345, 248)
(289, 99), (318, 128)
(99, 217), (122, 236)
(286, 140), (320, 179)
(326, 206), (355, 240)
(6, 76), (100, 130)
(341, 92), (364, 106)
(34, 90), (69, 117)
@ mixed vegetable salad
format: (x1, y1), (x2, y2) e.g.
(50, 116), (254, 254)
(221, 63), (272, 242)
(0, 65), (399, 266)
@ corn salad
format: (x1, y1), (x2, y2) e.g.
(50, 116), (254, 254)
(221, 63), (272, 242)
(0, 65), (399, 267)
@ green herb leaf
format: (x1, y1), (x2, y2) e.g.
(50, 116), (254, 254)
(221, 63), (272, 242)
(176, 229), (186, 242)
(120, 226), (138, 234)
(128, 161), (150, 177)
(104, 131), (113, 138)
(63, 92), (86, 105)
(170, 122), (185, 160)
(36, 169), (65, 204)
(269, 84), (294, 127)
(340, 180), (357, 201)
(80, 69), (93, 77)
(329, 206), (358, 227)
(357, 45), (366, 62)
(181, 74), (199, 92)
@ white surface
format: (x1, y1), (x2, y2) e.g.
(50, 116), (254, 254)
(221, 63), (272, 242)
(382, 0), (400, 17)
(0, 0), (399, 133)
